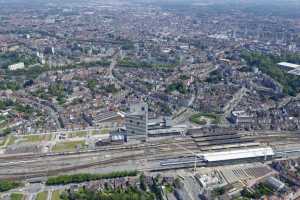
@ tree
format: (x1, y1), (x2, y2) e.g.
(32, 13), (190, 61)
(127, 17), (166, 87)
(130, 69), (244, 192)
(87, 79), (97, 91)
(241, 51), (300, 96)
(0, 180), (21, 192)
(140, 173), (147, 191)
(0, 128), (11, 137)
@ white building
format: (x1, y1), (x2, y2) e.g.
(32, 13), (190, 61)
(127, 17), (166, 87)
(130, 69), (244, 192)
(230, 110), (254, 125)
(277, 62), (300, 76)
(8, 62), (25, 71)
(277, 62), (300, 70)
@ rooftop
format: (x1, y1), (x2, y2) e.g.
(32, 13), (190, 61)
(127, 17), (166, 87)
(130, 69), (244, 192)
(202, 147), (274, 162)
(277, 62), (300, 69)
(288, 68), (300, 76)
(232, 110), (251, 117)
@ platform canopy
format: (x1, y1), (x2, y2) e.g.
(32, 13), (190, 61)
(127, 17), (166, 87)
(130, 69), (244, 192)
(202, 147), (274, 162)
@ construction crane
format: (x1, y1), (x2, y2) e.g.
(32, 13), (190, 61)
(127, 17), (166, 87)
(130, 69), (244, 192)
(171, 142), (204, 175)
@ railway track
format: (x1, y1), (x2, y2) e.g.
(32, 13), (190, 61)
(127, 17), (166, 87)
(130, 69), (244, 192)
(1, 152), (144, 180)
(4, 132), (296, 161)
(0, 142), (163, 161)
(2, 133), (300, 180)
(0, 144), (196, 171)
(0, 138), (196, 161)
(0, 140), (197, 180)
(1, 149), (188, 180)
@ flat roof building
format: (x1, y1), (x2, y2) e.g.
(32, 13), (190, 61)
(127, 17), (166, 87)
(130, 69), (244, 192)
(288, 68), (300, 76)
(125, 102), (148, 140)
(277, 62), (300, 70)
(277, 62), (300, 76)
(265, 176), (285, 191)
(230, 110), (254, 124)
(8, 62), (25, 71)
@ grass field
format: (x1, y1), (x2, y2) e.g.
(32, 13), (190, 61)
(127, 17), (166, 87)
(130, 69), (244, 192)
(52, 140), (85, 152)
(189, 112), (221, 125)
(4, 128), (110, 148)
(0, 136), (8, 147)
(51, 190), (62, 200)
(6, 134), (52, 146)
(8, 134), (52, 145)
(100, 128), (110, 135)
(7, 135), (17, 146)
(23, 134), (52, 143)
(91, 128), (110, 135)
(68, 131), (88, 138)
(36, 191), (48, 200)
(10, 193), (24, 200)
(68, 128), (111, 138)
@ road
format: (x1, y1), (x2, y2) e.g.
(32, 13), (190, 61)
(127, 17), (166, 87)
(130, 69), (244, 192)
(172, 108), (197, 125)
(109, 50), (120, 80)
(181, 175), (203, 200)
(221, 86), (248, 124)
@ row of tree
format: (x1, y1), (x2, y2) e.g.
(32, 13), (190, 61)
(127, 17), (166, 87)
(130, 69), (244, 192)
(46, 171), (138, 185)
(0, 180), (21, 192)
(118, 58), (175, 69)
(60, 186), (155, 200)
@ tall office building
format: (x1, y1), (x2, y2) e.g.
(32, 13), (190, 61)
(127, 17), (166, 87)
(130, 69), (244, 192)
(125, 102), (148, 140)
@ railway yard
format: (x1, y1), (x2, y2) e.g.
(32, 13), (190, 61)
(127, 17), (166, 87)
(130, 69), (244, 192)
(1, 128), (300, 181)
(0, 0), (299, 198)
